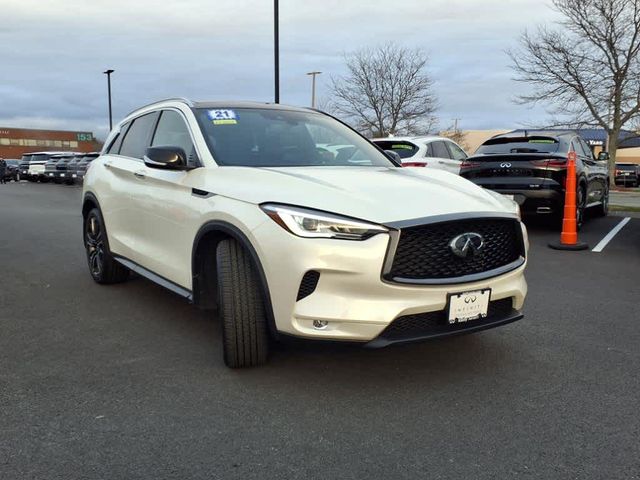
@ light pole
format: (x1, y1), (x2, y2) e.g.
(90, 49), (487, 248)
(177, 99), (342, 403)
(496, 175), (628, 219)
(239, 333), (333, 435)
(274, 0), (279, 103)
(306, 71), (322, 108)
(103, 69), (114, 131)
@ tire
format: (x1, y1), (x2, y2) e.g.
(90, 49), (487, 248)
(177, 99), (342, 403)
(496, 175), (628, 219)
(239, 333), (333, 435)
(83, 207), (129, 284)
(594, 184), (609, 217)
(216, 238), (269, 368)
(576, 184), (586, 231)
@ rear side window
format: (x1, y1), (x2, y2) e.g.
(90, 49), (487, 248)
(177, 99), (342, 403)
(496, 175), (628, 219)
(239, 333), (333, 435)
(430, 141), (451, 159)
(119, 113), (159, 159)
(445, 141), (467, 160)
(372, 140), (418, 159)
(477, 136), (560, 154)
(107, 122), (130, 154)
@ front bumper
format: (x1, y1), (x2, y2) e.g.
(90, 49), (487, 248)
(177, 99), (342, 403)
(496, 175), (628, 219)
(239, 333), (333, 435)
(251, 217), (528, 343)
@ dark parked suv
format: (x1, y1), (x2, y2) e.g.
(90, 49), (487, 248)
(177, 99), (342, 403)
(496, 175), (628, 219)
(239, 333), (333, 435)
(614, 163), (639, 187)
(2, 159), (20, 182)
(19, 154), (33, 181)
(460, 130), (609, 227)
(75, 152), (99, 182)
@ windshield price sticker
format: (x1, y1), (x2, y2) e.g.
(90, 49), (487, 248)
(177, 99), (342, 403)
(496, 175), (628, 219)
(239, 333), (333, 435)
(208, 109), (238, 125)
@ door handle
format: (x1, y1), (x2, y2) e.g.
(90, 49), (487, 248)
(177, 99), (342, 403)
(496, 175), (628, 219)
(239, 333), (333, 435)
(133, 170), (146, 179)
(438, 160), (445, 164)
(104, 160), (112, 168)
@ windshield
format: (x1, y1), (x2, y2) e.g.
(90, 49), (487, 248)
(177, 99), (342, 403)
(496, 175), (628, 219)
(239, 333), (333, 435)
(616, 164), (637, 171)
(476, 136), (560, 155)
(195, 107), (394, 167)
(372, 140), (419, 159)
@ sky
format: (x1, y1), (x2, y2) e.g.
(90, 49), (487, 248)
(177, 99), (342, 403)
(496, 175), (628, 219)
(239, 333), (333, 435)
(0, 0), (561, 140)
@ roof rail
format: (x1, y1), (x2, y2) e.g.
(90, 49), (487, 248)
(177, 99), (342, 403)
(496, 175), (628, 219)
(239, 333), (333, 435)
(125, 97), (194, 118)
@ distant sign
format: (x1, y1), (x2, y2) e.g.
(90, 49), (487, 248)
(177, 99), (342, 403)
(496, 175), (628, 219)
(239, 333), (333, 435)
(587, 139), (604, 146)
(76, 133), (93, 142)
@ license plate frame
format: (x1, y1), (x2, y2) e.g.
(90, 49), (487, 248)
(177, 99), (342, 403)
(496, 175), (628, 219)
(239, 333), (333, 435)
(447, 289), (491, 324)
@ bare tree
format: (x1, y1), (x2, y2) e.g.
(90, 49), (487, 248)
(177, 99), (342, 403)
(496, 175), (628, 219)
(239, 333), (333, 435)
(331, 44), (437, 137)
(509, 0), (640, 182)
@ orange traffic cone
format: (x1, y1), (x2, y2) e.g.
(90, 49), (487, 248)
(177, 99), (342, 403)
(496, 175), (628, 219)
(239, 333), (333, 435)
(549, 151), (589, 250)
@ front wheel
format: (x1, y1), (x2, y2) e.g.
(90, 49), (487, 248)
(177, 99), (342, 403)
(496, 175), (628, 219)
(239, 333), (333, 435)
(83, 208), (129, 284)
(216, 238), (269, 368)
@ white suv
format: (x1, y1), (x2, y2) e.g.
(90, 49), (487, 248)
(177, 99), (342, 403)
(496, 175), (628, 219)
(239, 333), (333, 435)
(372, 136), (468, 174)
(83, 99), (528, 368)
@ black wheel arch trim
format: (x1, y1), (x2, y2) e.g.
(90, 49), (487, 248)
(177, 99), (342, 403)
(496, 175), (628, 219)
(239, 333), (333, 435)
(81, 192), (115, 254)
(192, 220), (279, 338)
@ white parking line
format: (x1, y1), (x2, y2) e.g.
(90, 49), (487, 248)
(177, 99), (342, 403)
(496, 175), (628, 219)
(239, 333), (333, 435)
(592, 217), (631, 253)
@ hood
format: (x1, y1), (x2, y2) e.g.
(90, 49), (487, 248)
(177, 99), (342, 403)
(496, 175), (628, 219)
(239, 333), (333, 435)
(194, 166), (518, 224)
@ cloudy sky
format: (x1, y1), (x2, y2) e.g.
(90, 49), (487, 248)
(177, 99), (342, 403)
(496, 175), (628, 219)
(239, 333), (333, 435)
(0, 0), (560, 140)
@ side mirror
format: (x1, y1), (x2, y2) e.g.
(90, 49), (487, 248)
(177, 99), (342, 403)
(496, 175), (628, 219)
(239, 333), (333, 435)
(144, 146), (190, 170)
(384, 149), (402, 164)
(598, 151), (610, 161)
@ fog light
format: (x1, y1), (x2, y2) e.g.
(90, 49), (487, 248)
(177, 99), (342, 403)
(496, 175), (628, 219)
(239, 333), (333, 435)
(312, 320), (329, 330)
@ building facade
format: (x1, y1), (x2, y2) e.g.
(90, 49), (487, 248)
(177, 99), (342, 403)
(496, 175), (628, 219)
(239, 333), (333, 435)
(0, 127), (99, 159)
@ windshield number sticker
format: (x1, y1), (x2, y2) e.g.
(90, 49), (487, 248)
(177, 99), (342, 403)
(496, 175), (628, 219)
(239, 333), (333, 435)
(208, 109), (237, 125)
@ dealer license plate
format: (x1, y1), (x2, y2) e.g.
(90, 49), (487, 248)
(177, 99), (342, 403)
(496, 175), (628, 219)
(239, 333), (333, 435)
(60, 173), (65, 177)
(448, 289), (491, 324)
(49, 173), (54, 177)
(72, 174), (77, 178)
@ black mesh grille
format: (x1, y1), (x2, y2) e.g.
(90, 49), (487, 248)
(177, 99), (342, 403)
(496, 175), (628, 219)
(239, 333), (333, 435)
(389, 218), (523, 281)
(296, 270), (320, 301)
(379, 298), (514, 342)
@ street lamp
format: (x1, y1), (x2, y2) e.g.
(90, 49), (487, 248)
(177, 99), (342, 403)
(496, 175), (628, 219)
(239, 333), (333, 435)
(103, 69), (114, 131)
(274, 0), (279, 103)
(306, 71), (322, 108)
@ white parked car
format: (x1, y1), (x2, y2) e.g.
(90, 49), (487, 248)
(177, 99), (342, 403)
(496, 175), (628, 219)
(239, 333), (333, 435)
(372, 136), (468, 174)
(83, 99), (528, 368)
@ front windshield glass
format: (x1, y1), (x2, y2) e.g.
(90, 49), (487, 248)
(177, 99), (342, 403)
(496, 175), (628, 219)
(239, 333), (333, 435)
(195, 107), (394, 167)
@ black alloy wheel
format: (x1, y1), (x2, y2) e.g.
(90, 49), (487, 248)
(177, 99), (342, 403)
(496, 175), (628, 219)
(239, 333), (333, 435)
(84, 208), (129, 284)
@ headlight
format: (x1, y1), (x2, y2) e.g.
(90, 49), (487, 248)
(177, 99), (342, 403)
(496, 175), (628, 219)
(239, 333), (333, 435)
(261, 204), (388, 240)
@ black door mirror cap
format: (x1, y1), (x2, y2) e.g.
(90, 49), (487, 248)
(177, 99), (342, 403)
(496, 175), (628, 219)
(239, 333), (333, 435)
(144, 146), (191, 170)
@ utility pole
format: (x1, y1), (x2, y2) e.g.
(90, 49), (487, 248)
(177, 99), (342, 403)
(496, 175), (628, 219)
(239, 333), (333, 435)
(103, 69), (114, 131)
(306, 71), (322, 108)
(274, 0), (279, 103)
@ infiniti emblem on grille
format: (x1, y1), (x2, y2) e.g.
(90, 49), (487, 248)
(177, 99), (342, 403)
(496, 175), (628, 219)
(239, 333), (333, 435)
(449, 233), (484, 258)
(500, 162), (512, 168)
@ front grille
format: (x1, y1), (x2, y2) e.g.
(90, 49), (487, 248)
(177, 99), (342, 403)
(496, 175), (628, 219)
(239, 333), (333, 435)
(388, 218), (523, 282)
(378, 297), (514, 342)
(296, 270), (320, 301)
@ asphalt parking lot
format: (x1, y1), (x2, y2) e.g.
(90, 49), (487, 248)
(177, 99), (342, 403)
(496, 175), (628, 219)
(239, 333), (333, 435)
(1, 182), (639, 480)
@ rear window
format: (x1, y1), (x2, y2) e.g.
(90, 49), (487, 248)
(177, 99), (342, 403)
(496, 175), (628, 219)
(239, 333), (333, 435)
(21, 155), (32, 162)
(616, 164), (637, 171)
(476, 136), (560, 155)
(30, 154), (49, 161)
(372, 140), (418, 159)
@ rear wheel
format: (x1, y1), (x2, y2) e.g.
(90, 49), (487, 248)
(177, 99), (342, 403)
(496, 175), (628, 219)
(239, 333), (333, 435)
(594, 184), (609, 217)
(576, 185), (586, 230)
(216, 238), (269, 368)
(84, 208), (129, 284)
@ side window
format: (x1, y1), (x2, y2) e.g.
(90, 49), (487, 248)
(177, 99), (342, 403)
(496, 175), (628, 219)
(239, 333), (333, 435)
(445, 141), (467, 161)
(152, 110), (197, 163)
(106, 122), (130, 154)
(431, 141), (451, 159)
(579, 138), (594, 160)
(424, 143), (434, 157)
(119, 112), (159, 159)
